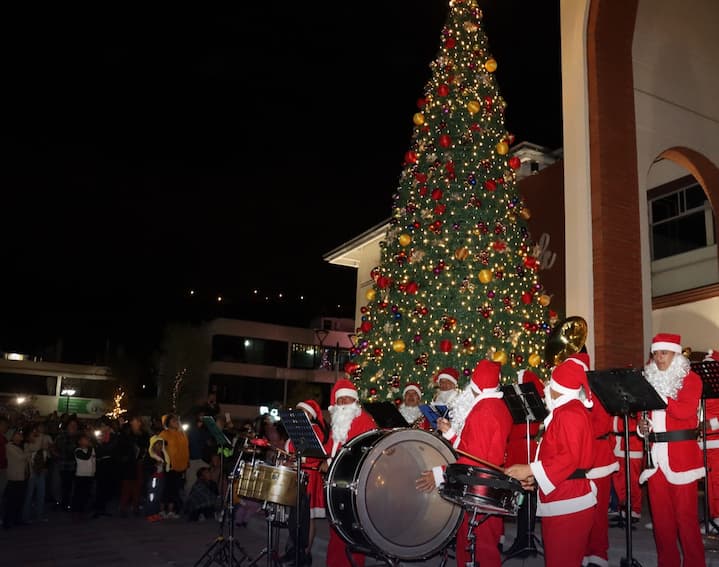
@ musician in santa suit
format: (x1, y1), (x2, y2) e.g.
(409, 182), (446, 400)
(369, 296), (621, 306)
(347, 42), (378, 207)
(610, 411), (643, 523)
(398, 382), (430, 430)
(638, 333), (705, 567)
(416, 359), (513, 567)
(703, 350), (719, 529)
(505, 356), (597, 567)
(503, 368), (545, 557)
(323, 379), (377, 567)
(575, 352), (619, 567)
(282, 400), (329, 565)
(432, 367), (461, 406)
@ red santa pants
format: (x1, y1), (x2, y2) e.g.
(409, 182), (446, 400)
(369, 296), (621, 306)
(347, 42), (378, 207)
(326, 527), (365, 567)
(706, 448), (719, 518)
(647, 469), (705, 567)
(613, 456), (643, 516)
(455, 512), (503, 567)
(584, 475), (611, 567)
(541, 506), (594, 567)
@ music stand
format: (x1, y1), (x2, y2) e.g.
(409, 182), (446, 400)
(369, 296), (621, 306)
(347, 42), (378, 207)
(587, 368), (667, 567)
(279, 409), (327, 567)
(363, 401), (410, 429)
(194, 417), (248, 567)
(500, 382), (547, 561)
(691, 359), (719, 536)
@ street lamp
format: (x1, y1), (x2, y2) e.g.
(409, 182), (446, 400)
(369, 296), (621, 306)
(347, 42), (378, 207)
(61, 388), (76, 413)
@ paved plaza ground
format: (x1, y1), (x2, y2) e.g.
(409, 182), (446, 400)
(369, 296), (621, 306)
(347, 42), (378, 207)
(3, 499), (719, 567)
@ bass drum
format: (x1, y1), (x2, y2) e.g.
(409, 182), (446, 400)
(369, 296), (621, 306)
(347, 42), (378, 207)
(325, 429), (462, 561)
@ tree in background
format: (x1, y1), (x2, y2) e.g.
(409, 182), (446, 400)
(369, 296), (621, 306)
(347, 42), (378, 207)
(350, 0), (552, 403)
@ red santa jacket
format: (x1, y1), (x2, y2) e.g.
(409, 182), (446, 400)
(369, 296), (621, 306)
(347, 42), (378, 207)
(325, 409), (377, 459)
(704, 398), (719, 450)
(639, 370), (704, 485)
(432, 396), (513, 486)
(530, 398), (597, 517)
(611, 414), (644, 459)
(587, 398), (620, 479)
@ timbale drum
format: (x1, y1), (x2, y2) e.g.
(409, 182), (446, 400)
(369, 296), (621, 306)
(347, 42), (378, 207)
(325, 429), (463, 561)
(233, 461), (299, 506)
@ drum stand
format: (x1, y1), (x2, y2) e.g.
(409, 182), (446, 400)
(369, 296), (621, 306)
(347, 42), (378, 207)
(194, 452), (249, 567)
(465, 507), (490, 567)
(246, 501), (285, 567)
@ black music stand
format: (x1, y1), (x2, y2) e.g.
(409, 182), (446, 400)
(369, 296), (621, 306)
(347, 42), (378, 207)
(692, 359), (719, 536)
(194, 417), (248, 567)
(500, 382), (548, 561)
(363, 401), (410, 429)
(278, 410), (327, 567)
(587, 368), (667, 567)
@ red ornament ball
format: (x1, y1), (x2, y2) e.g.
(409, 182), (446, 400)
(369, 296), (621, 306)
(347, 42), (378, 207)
(445, 38), (456, 49)
(439, 339), (453, 353)
(439, 134), (452, 148)
(369, 388), (377, 396)
(484, 179), (497, 192)
(360, 321), (372, 333)
(508, 156), (521, 170)
(405, 151), (418, 164)
(521, 292), (533, 305)
(405, 281), (419, 295)
(437, 84), (450, 97)
(431, 188), (444, 201)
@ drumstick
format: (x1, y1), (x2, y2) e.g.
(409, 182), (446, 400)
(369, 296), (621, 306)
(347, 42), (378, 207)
(454, 448), (505, 473)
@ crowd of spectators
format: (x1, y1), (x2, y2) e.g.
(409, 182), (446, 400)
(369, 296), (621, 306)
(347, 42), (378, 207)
(0, 398), (279, 530)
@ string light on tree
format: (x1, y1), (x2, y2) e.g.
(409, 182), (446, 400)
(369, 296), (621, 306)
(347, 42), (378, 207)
(171, 368), (187, 414)
(350, 0), (552, 402)
(106, 388), (128, 420)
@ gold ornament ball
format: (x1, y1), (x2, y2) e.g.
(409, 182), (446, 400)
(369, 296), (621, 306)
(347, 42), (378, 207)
(467, 100), (481, 115)
(492, 350), (508, 365)
(365, 289), (376, 302)
(392, 339), (406, 353)
(484, 58), (498, 73)
(478, 269), (493, 284)
(539, 294), (551, 307)
(528, 353), (541, 367)
(454, 246), (469, 260)
(398, 233), (412, 247)
(507, 213), (517, 223)
(495, 141), (509, 155)
(520, 208), (532, 220)
(413, 112), (425, 126)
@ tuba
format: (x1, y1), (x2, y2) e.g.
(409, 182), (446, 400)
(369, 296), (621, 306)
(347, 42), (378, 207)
(544, 316), (588, 366)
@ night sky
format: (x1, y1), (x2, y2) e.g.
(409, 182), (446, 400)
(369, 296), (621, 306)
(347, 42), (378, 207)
(0, 1), (561, 361)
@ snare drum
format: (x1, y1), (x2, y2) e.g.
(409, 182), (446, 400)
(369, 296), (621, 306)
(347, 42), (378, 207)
(325, 429), (462, 561)
(233, 461), (299, 506)
(439, 463), (523, 516)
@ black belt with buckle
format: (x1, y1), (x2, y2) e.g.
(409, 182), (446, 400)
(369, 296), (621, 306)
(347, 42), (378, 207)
(648, 429), (698, 443)
(568, 468), (587, 479)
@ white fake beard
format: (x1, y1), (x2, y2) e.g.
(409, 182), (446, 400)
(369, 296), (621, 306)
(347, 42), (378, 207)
(398, 404), (423, 424)
(447, 384), (477, 437)
(435, 388), (458, 405)
(329, 403), (361, 445)
(644, 354), (690, 400)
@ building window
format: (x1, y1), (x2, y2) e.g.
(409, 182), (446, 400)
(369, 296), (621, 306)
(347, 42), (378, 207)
(60, 377), (115, 400)
(210, 374), (285, 406)
(211, 335), (289, 367)
(650, 180), (715, 261)
(290, 343), (317, 370)
(0, 372), (57, 395)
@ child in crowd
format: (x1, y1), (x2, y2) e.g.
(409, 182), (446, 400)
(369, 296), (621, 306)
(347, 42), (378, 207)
(186, 467), (219, 521)
(72, 433), (95, 522)
(146, 434), (169, 522)
(3, 429), (28, 529)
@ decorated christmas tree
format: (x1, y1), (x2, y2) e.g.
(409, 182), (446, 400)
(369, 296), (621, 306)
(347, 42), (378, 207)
(348, 0), (553, 403)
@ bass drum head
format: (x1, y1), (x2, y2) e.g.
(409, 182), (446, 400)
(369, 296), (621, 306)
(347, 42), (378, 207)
(356, 429), (462, 560)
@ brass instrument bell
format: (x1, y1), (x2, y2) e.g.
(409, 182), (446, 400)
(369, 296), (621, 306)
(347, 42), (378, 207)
(544, 316), (588, 366)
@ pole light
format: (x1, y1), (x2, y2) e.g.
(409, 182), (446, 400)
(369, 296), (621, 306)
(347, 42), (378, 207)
(61, 388), (76, 413)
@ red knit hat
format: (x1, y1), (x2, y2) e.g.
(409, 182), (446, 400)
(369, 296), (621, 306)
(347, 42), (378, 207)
(403, 382), (422, 398)
(296, 399), (325, 429)
(518, 368), (545, 398)
(434, 367), (459, 386)
(470, 359), (501, 393)
(651, 333), (682, 354)
(331, 379), (358, 406)
(550, 357), (593, 407)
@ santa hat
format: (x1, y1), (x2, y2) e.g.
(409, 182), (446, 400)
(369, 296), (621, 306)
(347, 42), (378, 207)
(403, 382), (422, 398)
(651, 333), (682, 354)
(296, 399), (325, 429)
(434, 367), (459, 386)
(470, 359), (501, 394)
(704, 349), (719, 362)
(517, 368), (545, 398)
(550, 357), (593, 407)
(566, 352), (591, 371)
(330, 379), (359, 406)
